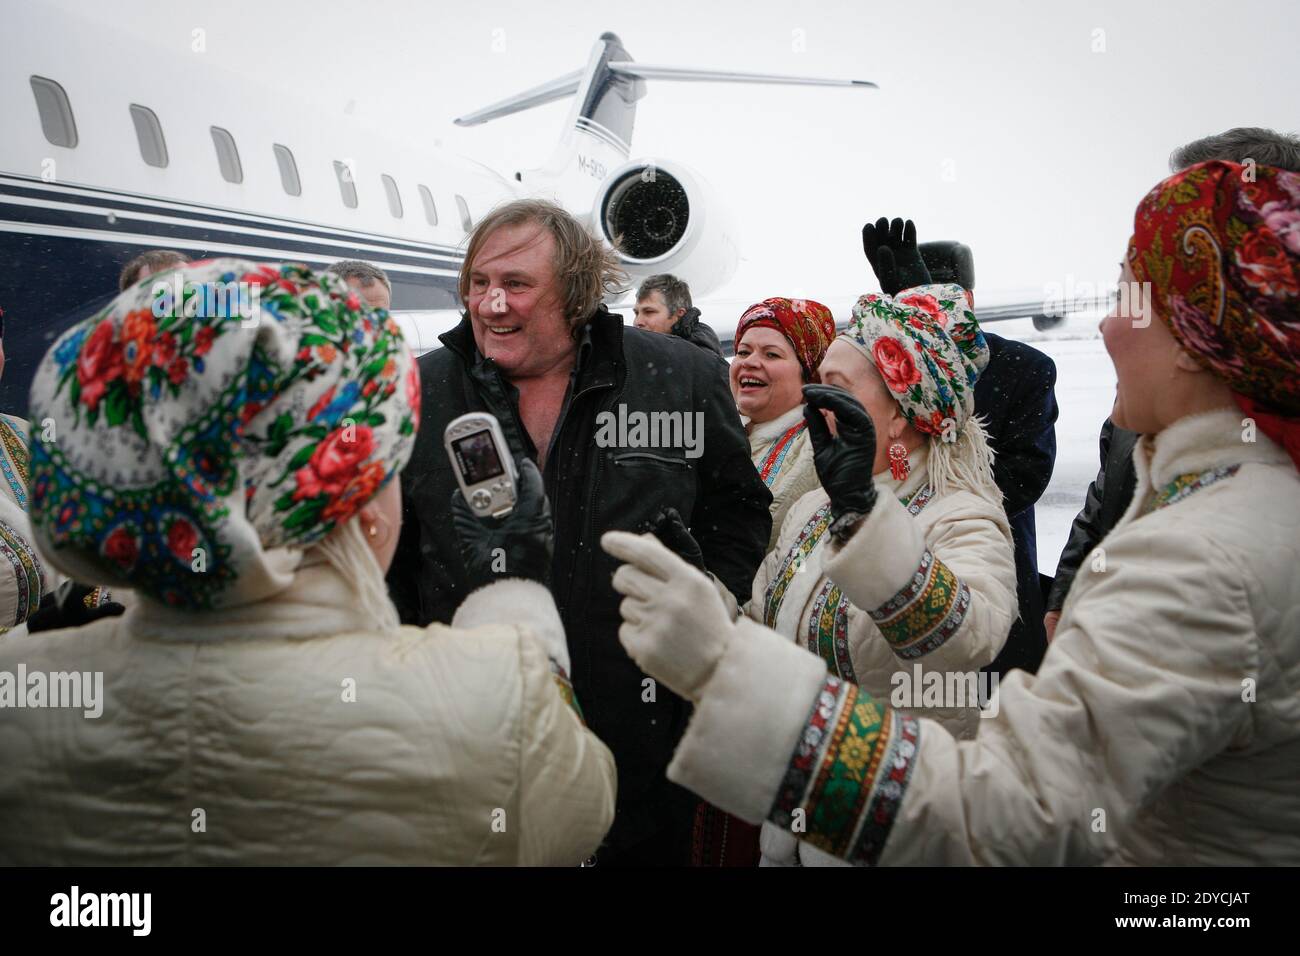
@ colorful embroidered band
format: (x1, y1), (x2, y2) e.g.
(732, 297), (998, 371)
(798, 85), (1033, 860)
(0, 415), (29, 509)
(763, 487), (936, 635)
(0, 517), (46, 628)
(758, 421), (806, 487)
(763, 504), (832, 629)
(734, 297), (837, 382)
(28, 259), (421, 609)
(869, 549), (971, 660)
(549, 659), (585, 723)
(768, 674), (920, 866)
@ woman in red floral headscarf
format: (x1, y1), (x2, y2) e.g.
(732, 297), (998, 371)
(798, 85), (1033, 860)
(605, 161), (1300, 866)
(730, 297), (837, 551)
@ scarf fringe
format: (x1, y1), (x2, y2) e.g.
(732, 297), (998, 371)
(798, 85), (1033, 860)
(925, 414), (1002, 508)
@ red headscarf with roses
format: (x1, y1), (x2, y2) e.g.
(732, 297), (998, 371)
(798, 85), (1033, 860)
(27, 259), (421, 610)
(1128, 160), (1300, 468)
(734, 297), (837, 382)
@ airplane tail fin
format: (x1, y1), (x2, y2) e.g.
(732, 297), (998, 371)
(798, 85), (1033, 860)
(454, 32), (874, 209)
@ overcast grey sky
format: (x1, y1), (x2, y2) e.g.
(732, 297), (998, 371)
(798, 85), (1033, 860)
(52, 0), (1300, 306)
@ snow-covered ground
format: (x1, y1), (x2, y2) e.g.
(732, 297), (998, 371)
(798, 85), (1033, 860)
(992, 316), (1117, 576)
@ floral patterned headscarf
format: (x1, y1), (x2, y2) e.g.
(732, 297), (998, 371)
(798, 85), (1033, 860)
(843, 283), (989, 437)
(837, 283), (996, 500)
(734, 297), (837, 382)
(28, 259), (421, 610)
(1128, 160), (1300, 467)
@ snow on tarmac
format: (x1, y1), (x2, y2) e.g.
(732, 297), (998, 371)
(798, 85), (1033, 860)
(994, 316), (1117, 576)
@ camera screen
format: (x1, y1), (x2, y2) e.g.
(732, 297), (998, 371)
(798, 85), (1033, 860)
(452, 430), (505, 485)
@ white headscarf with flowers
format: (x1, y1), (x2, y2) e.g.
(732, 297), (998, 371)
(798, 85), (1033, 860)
(28, 258), (420, 610)
(842, 282), (998, 499)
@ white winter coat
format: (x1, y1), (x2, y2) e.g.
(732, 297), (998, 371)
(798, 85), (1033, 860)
(747, 443), (1017, 865)
(670, 408), (1300, 865)
(0, 568), (616, 865)
(745, 406), (821, 553)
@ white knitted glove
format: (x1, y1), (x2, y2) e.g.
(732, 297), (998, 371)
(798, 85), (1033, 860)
(601, 530), (738, 701)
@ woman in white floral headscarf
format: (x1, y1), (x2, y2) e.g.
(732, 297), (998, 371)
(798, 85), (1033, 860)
(668, 222), (1017, 866)
(0, 259), (614, 865)
(608, 164), (1300, 867)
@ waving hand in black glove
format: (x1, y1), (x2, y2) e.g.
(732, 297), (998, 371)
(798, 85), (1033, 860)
(802, 384), (879, 542)
(450, 457), (554, 589)
(861, 217), (932, 296)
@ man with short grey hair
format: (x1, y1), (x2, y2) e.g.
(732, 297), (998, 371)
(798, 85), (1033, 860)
(634, 274), (725, 360)
(327, 260), (392, 310)
(1169, 126), (1300, 173)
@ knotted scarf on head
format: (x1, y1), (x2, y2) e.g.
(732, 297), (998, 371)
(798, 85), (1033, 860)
(734, 297), (837, 381)
(1128, 160), (1300, 468)
(28, 258), (421, 609)
(844, 283), (989, 436)
(841, 283), (996, 498)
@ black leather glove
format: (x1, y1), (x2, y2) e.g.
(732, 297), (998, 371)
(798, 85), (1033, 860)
(861, 217), (933, 296)
(26, 581), (125, 633)
(450, 458), (554, 589)
(641, 507), (706, 571)
(802, 385), (879, 541)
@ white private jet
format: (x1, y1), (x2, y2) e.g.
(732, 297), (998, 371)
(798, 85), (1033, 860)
(0, 7), (1071, 416)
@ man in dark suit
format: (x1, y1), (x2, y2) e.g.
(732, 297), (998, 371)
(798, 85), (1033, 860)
(920, 240), (1058, 677)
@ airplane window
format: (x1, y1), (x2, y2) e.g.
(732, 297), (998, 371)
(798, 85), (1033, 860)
(129, 104), (168, 168)
(29, 76), (78, 148)
(210, 127), (243, 184)
(382, 174), (403, 219)
(456, 194), (472, 232)
(273, 144), (301, 196)
(418, 185), (438, 226)
(334, 160), (358, 209)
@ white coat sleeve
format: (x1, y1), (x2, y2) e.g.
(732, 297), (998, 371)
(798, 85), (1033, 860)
(513, 622), (617, 866)
(823, 492), (1016, 671)
(667, 524), (1256, 865)
(453, 577), (617, 864)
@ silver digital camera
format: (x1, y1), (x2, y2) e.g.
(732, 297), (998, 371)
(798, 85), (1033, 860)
(444, 412), (519, 518)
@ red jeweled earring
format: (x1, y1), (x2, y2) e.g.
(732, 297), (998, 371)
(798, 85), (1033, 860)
(888, 442), (911, 481)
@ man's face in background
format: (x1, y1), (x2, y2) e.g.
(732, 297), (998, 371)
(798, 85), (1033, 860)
(346, 277), (392, 311)
(633, 291), (681, 333)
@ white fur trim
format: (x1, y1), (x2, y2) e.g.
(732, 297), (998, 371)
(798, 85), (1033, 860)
(667, 618), (827, 822)
(452, 579), (569, 673)
(1143, 407), (1289, 489)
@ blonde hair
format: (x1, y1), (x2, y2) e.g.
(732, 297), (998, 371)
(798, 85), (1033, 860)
(459, 198), (628, 333)
(311, 514), (400, 633)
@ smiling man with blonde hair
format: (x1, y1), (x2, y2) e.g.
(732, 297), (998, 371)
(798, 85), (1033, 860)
(387, 198), (772, 866)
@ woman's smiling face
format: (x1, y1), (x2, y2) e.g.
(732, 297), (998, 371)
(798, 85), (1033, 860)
(730, 326), (805, 423)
